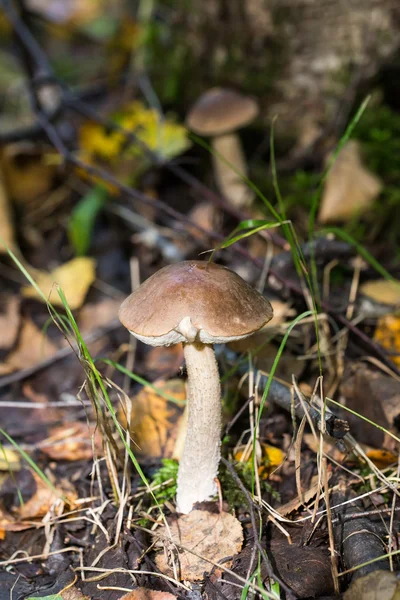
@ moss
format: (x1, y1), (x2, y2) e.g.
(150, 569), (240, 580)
(150, 458), (178, 503)
(219, 460), (279, 509)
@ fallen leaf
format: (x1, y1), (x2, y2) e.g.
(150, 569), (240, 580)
(0, 447), (21, 471)
(365, 448), (398, 468)
(0, 166), (16, 251)
(120, 589), (177, 600)
(1, 142), (56, 205)
(17, 472), (77, 521)
(234, 443), (285, 476)
(0, 295), (20, 349)
(360, 279), (400, 306)
(78, 297), (120, 333)
(17, 472), (60, 520)
(343, 569), (400, 600)
(62, 586), (90, 600)
(318, 140), (383, 223)
(144, 345), (184, 378)
(374, 314), (400, 367)
(155, 510), (243, 581)
(40, 422), (102, 461)
(0, 318), (57, 374)
(22, 257), (96, 309)
(120, 379), (186, 460)
(80, 101), (191, 164)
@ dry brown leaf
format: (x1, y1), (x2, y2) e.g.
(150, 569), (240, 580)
(78, 298), (120, 333)
(144, 345), (184, 378)
(0, 295), (20, 349)
(62, 586), (90, 600)
(22, 257), (96, 309)
(17, 471), (77, 521)
(343, 570), (400, 600)
(41, 422), (102, 461)
(1, 142), (56, 205)
(121, 379), (186, 460)
(318, 140), (383, 223)
(0, 318), (57, 375)
(360, 279), (400, 306)
(17, 472), (61, 520)
(0, 506), (33, 533)
(155, 510), (243, 581)
(120, 589), (177, 600)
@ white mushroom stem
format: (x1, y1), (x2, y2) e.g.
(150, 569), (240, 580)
(212, 134), (254, 208)
(176, 342), (221, 514)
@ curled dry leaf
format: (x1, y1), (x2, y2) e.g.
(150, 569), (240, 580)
(0, 318), (57, 375)
(119, 589), (177, 600)
(0, 471), (77, 533)
(120, 379), (186, 460)
(22, 257), (96, 309)
(155, 510), (243, 581)
(343, 569), (400, 600)
(0, 295), (20, 349)
(318, 140), (382, 223)
(40, 422), (103, 462)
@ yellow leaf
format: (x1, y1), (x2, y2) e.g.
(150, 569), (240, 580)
(374, 314), (400, 367)
(79, 101), (191, 165)
(360, 279), (400, 306)
(0, 448), (20, 472)
(234, 443), (285, 476)
(366, 448), (398, 468)
(0, 318), (57, 374)
(120, 379), (186, 460)
(79, 122), (124, 161)
(22, 257), (96, 309)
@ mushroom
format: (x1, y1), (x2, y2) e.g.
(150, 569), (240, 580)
(119, 260), (273, 513)
(186, 88), (259, 208)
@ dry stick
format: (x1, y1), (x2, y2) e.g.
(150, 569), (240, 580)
(220, 457), (296, 600)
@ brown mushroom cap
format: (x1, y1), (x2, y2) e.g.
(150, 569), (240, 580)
(119, 261), (273, 346)
(186, 88), (259, 136)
